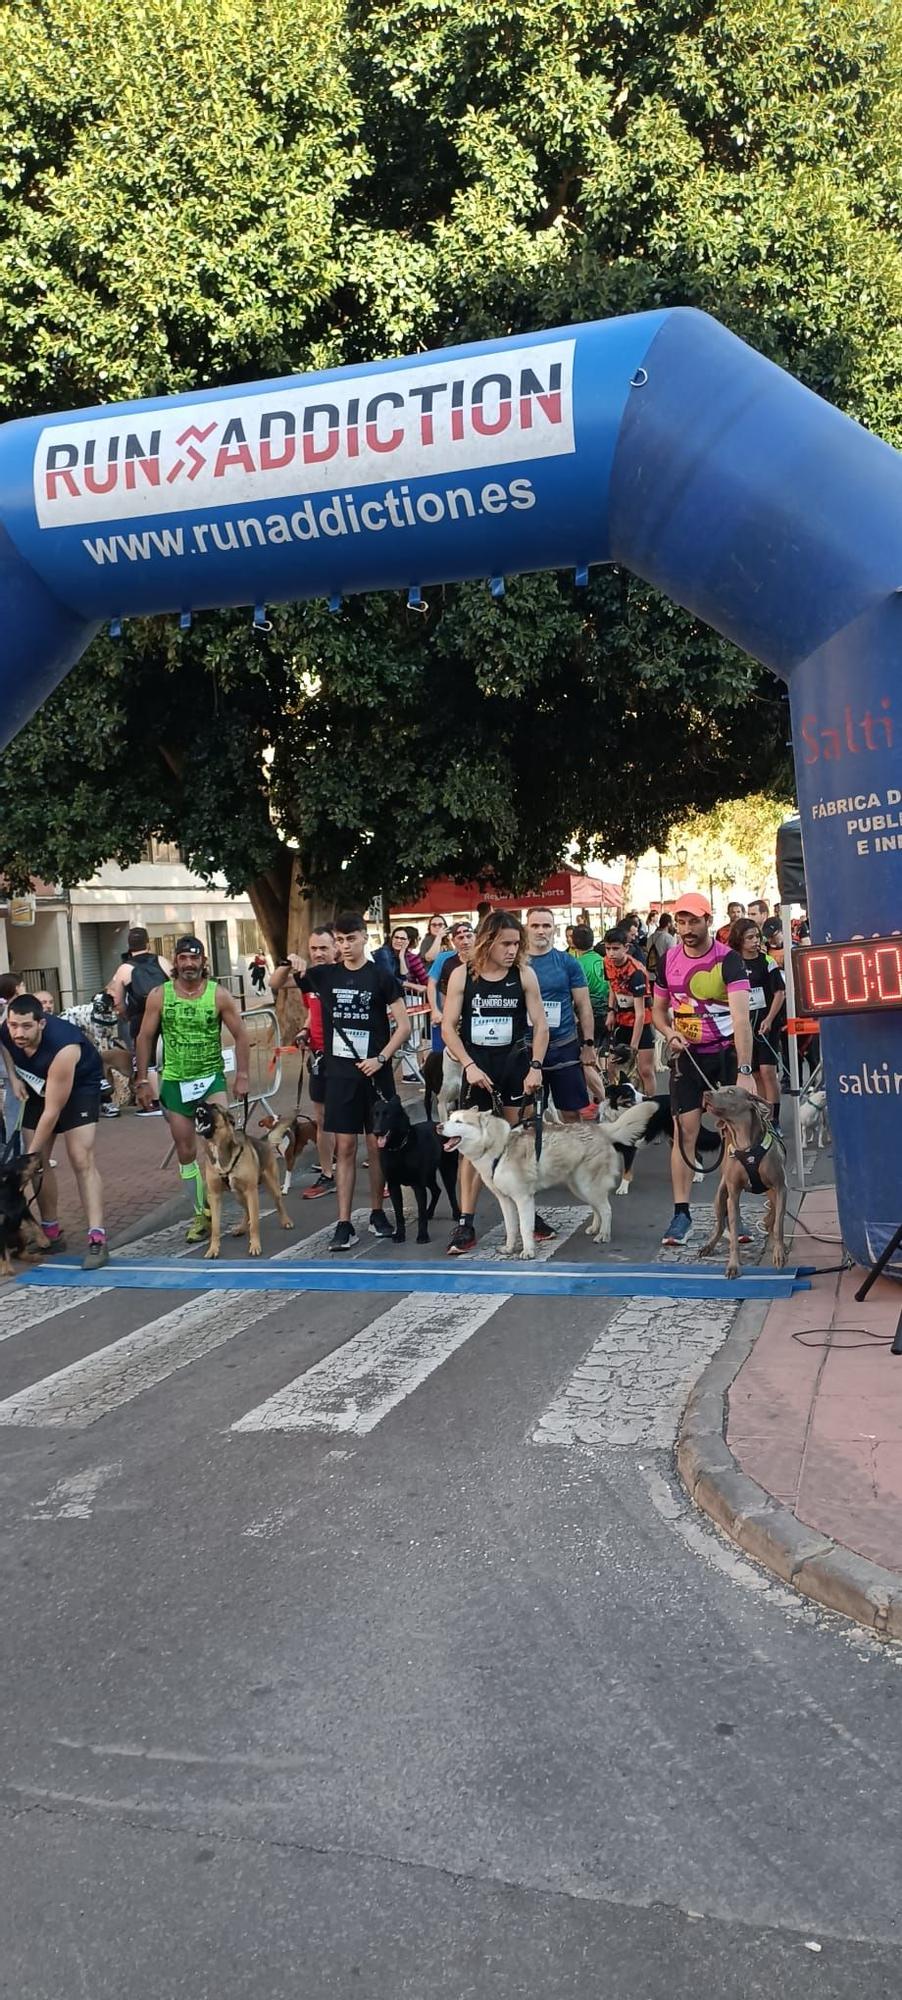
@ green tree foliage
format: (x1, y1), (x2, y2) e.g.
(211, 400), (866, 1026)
(1, 0), (900, 945)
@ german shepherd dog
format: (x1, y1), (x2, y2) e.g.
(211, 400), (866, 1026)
(194, 1104), (295, 1259)
(0, 1146), (50, 1278)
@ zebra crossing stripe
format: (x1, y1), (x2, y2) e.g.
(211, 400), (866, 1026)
(232, 1207), (587, 1437)
(0, 1209), (374, 1430)
(531, 1202), (743, 1449)
(1, 1216), (221, 1344)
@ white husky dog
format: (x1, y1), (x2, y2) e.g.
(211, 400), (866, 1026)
(441, 1100), (660, 1259)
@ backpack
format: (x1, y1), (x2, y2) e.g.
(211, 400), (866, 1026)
(124, 953), (168, 1022)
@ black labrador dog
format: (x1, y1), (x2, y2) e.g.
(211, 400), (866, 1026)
(371, 1096), (460, 1243)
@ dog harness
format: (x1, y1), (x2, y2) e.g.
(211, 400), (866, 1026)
(729, 1127), (775, 1196)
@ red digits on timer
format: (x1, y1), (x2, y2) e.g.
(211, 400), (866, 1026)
(799, 940), (902, 1012)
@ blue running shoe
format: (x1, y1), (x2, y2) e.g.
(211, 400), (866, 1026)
(661, 1211), (692, 1247)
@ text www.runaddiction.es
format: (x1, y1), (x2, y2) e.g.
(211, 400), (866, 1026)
(81, 476), (537, 564)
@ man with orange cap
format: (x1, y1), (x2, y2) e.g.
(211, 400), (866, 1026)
(651, 890), (755, 1248)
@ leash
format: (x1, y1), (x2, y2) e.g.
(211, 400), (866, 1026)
(669, 1046), (725, 1175)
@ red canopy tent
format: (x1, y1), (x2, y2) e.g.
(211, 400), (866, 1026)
(390, 870), (621, 920)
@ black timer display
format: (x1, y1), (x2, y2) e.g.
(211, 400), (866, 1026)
(794, 939), (902, 1015)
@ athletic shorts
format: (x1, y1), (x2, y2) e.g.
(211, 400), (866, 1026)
(460, 1045), (532, 1113)
(540, 1039), (590, 1113)
(24, 1086), (101, 1135)
(431, 1023), (444, 1054)
(159, 1072), (228, 1115)
(752, 1033), (778, 1071)
(323, 1067), (397, 1136)
(669, 1044), (737, 1117)
(308, 1059), (326, 1107)
(612, 1023), (654, 1053)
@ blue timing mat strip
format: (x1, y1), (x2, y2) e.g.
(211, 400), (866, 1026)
(16, 1259), (809, 1300)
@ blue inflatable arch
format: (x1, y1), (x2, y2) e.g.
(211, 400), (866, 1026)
(1, 307), (900, 1269)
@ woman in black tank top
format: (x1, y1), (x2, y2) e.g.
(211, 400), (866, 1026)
(440, 911), (550, 1254)
(460, 962), (529, 1077)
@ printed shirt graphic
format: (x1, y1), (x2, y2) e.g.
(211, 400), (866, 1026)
(160, 981), (223, 1083)
(300, 963), (402, 1073)
(0, 1015), (102, 1095)
(655, 941), (749, 1050)
(529, 948), (586, 1044)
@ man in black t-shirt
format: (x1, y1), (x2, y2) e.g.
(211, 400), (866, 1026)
(296, 913), (410, 1252)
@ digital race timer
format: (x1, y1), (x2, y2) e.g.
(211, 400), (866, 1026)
(794, 938), (902, 1015)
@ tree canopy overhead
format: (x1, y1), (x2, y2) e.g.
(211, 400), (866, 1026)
(2, 0), (900, 947)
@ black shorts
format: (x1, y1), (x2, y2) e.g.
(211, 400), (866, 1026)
(669, 1045), (737, 1117)
(613, 1023), (654, 1053)
(24, 1086), (101, 1135)
(752, 1033), (778, 1072)
(307, 1055), (326, 1107)
(461, 1045), (532, 1112)
(323, 1067), (396, 1136)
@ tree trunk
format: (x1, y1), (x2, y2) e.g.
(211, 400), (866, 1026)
(619, 857), (637, 912)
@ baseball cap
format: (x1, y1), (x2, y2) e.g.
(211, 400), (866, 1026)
(673, 892), (712, 919)
(450, 920), (474, 935)
(175, 934), (204, 954)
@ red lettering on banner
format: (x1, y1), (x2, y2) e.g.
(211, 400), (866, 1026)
(799, 698), (893, 764)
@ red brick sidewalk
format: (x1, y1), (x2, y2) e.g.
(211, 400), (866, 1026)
(727, 1187), (902, 1574)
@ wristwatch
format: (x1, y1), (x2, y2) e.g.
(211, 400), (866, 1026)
(737, 1063), (753, 1074)
(580, 1038), (595, 1049)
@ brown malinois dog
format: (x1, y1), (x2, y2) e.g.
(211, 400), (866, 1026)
(698, 1086), (788, 1280)
(194, 1103), (295, 1259)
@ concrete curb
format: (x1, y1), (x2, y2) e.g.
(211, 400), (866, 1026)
(676, 1298), (902, 1643)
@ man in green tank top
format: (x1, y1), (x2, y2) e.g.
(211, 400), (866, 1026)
(134, 936), (251, 1241)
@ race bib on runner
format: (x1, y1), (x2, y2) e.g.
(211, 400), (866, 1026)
(543, 1000), (562, 1029)
(179, 1073), (218, 1104)
(332, 1024), (369, 1060)
(748, 986), (766, 1010)
(674, 1008), (703, 1044)
(704, 1003), (734, 1040)
(470, 1015), (513, 1047)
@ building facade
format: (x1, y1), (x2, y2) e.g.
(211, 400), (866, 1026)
(0, 843), (265, 1006)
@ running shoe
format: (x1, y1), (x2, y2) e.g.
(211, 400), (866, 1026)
(446, 1222), (477, 1256)
(661, 1212), (692, 1247)
(82, 1235), (110, 1271)
(302, 1172), (335, 1200)
(533, 1212), (557, 1241)
(100, 1102), (120, 1118)
(36, 1228), (68, 1254)
(330, 1220), (359, 1253)
(368, 1209), (394, 1239)
(185, 1209), (212, 1243)
(135, 1103), (163, 1117)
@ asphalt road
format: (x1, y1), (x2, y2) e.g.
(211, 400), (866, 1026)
(2, 1136), (901, 1998)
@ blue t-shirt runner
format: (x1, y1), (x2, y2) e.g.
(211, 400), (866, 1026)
(527, 927), (592, 1116)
